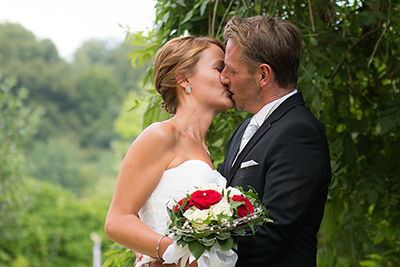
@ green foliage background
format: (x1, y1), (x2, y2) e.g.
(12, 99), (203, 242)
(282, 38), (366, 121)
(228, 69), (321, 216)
(0, 22), (148, 266)
(1, 0), (399, 266)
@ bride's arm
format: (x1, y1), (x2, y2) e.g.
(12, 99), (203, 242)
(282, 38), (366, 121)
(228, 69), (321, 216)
(150, 260), (197, 267)
(105, 122), (177, 260)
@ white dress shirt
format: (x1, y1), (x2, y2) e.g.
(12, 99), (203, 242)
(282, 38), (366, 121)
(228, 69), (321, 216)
(234, 89), (298, 164)
(252, 89), (298, 128)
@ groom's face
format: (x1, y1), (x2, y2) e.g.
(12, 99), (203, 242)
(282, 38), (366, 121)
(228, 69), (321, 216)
(221, 39), (260, 114)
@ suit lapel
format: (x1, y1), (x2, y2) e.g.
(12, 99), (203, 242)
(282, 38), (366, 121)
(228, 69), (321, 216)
(228, 122), (271, 183)
(227, 92), (306, 183)
(225, 119), (250, 170)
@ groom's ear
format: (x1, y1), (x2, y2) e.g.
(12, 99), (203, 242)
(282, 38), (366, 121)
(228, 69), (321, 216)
(175, 73), (189, 89)
(258, 63), (272, 87)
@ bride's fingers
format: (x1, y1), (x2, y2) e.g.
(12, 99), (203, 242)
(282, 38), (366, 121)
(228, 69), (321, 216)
(150, 262), (178, 267)
(180, 258), (197, 267)
(134, 252), (143, 266)
(186, 260), (197, 267)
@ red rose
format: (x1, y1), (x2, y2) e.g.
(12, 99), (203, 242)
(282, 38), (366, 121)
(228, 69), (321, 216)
(174, 197), (191, 212)
(189, 190), (222, 210)
(232, 195), (254, 218)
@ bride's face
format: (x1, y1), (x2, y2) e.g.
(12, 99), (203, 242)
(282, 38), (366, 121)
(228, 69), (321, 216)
(189, 44), (234, 113)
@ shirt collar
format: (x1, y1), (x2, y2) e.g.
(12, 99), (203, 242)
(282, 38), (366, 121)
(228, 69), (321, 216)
(253, 89), (298, 126)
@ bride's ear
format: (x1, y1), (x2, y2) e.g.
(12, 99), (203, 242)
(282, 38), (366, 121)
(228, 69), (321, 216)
(175, 73), (189, 90)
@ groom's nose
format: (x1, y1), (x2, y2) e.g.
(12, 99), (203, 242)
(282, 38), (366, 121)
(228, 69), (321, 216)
(220, 67), (230, 86)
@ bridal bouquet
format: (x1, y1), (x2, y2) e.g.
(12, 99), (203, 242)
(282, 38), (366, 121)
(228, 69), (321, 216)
(164, 183), (272, 266)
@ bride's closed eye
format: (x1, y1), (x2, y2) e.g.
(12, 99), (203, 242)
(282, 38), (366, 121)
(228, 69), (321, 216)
(215, 66), (224, 73)
(215, 63), (225, 73)
(214, 60), (225, 73)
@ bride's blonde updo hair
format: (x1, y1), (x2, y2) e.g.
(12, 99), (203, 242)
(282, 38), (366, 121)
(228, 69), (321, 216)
(153, 36), (225, 114)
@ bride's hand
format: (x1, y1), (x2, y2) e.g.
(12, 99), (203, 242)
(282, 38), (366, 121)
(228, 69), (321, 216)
(148, 261), (178, 267)
(147, 258), (197, 267)
(180, 258), (197, 267)
(134, 253), (143, 266)
(186, 260), (197, 267)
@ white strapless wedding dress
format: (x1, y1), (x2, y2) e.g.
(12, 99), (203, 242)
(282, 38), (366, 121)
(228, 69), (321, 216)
(136, 160), (229, 267)
(139, 160), (227, 235)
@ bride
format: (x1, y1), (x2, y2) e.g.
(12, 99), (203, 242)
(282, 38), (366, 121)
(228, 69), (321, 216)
(105, 36), (234, 266)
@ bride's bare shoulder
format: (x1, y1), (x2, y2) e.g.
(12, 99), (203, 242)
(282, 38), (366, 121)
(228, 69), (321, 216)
(135, 120), (178, 146)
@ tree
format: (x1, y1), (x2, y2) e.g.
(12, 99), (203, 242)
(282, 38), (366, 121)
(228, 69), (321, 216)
(108, 0), (399, 266)
(114, 91), (147, 140)
(73, 39), (152, 93)
(0, 77), (43, 265)
(28, 137), (94, 194)
(0, 23), (77, 142)
(0, 23), (133, 149)
(74, 66), (123, 148)
(16, 179), (112, 267)
(0, 78), (113, 266)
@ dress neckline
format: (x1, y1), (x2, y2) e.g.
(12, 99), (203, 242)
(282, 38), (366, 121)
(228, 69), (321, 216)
(165, 159), (214, 172)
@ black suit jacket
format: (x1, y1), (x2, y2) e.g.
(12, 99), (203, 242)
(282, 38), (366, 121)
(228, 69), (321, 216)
(220, 92), (331, 266)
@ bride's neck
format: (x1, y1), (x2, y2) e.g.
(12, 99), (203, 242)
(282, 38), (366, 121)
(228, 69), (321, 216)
(173, 110), (214, 141)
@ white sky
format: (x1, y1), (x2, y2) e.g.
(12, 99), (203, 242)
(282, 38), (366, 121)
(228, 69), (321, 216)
(0, 0), (156, 61)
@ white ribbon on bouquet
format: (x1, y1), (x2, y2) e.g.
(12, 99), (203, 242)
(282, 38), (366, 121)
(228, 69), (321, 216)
(163, 241), (237, 267)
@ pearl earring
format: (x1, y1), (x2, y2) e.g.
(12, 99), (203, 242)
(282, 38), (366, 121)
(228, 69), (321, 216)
(185, 86), (192, 94)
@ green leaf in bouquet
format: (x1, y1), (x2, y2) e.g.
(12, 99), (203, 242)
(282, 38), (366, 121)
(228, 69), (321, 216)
(216, 230), (231, 240)
(232, 227), (246, 236)
(201, 236), (216, 247)
(247, 221), (256, 234)
(240, 186), (259, 197)
(173, 234), (184, 243)
(232, 239), (238, 250)
(183, 235), (196, 243)
(172, 194), (191, 216)
(234, 186), (244, 191)
(189, 241), (206, 259)
(217, 237), (234, 251)
(179, 240), (189, 249)
(195, 230), (214, 239)
(264, 217), (274, 223)
(229, 200), (243, 210)
(166, 206), (176, 222)
(216, 214), (233, 227)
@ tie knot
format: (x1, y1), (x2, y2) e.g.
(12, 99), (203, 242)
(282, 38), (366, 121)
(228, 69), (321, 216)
(239, 117), (259, 153)
(243, 123), (258, 138)
(247, 117), (259, 130)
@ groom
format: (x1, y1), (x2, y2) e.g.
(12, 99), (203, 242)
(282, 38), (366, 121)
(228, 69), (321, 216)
(219, 16), (331, 266)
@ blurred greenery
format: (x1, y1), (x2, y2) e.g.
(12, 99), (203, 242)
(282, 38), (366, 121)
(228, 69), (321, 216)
(0, 21), (149, 266)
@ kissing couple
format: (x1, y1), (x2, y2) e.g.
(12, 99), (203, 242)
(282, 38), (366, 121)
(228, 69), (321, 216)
(105, 15), (331, 267)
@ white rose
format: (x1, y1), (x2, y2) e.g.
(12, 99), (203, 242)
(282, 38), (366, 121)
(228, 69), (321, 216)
(210, 199), (233, 219)
(226, 187), (242, 197)
(194, 183), (224, 194)
(183, 207), (210, 222)
(183, 208), (211, 231)
(193, 222), (209, 231)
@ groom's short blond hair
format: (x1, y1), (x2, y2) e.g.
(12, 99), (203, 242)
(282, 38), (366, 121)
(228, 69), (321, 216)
(224, 16), (302, 89)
